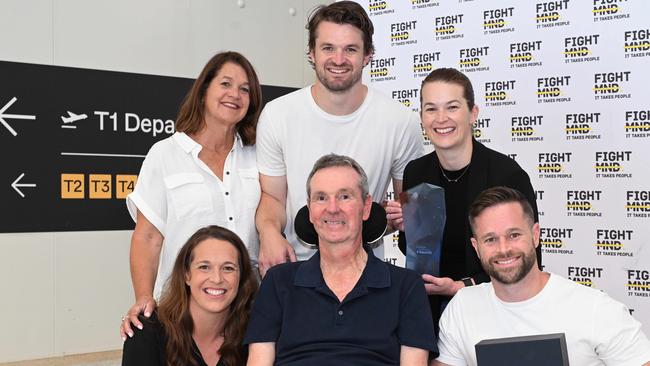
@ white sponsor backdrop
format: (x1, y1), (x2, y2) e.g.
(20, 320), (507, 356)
(358, 0), (650, 333)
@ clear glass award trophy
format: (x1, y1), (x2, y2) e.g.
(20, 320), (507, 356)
(400, 183), (445, 276)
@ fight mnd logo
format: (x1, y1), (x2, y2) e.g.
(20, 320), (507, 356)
(593, 71), (631, 100)
(564, 34), (600, 63)
(537, 76), (571, 104)
(565, 112), (601, 141)
(369, 57), (396, 83)
(410, 0), (439, 10)
(459, 46), (490, 73)
(368, 0), (394, 16)
(511, 115), (544, 142)
(391, 88), (419, 111)
(540, 227), (574, 255)
(594, 151), (632, 179)
(536, 0), (571, 28)
(484, 80), (516, 107)
(593, 0), (630, 22)
(412, 52), (440, 78)
(483, 7), (515, 35)
(568, 266), (602, 287)
(626, 190), (650, 218)
(624, 29), (650, 58)
(473, 118), (491, 144)
(510, 41), (543, 68)
(538, 152), (571, 179)
(595, 228), (634, 258)
(434, 14), (464, 41)
(624, 109), (650, 138)
(390, 20), (417, 46)
(566, 190), (602, 217)
(627, 270), (650, 297)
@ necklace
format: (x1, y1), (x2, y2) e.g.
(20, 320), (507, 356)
(439, 163), (471, 183)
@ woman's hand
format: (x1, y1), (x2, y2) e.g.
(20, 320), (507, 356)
(421, 274), (464, 297)
(120, 296), (157, 341)
(385, 200), (405, 232)
(122, 211), (162, 340)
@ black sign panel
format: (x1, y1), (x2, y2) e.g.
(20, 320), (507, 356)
(0, 61), (295, 233)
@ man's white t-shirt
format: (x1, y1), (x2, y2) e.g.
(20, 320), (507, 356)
(437, 273), (650, 366)
(256, 86), (424, 260)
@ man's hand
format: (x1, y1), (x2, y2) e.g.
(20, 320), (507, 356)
(258, 230), (296, 277)
(422, 274), (464, 297)
(120, 296), (156, 341)
(385, 200), (404, 232)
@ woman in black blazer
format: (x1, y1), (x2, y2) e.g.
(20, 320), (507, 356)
(385, 68), (539, 333)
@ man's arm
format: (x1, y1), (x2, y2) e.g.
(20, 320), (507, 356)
(121, 211), (162, 340)
(247, 342), (275, 366)
(592, 293), (650, 365)
(255, 174), (296, 277)
(400, 345), (428, 366)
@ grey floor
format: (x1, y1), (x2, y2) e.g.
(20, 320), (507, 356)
(0, 350), (121, 366)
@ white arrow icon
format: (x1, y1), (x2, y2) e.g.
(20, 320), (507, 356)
(11, 173), (37, 198)
(0, 97), (36, 137)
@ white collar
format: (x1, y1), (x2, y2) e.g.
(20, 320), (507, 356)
(172, 131), (242, 154)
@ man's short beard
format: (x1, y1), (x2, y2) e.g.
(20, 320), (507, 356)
(316, 67), (362, 93)
(483, 243), (537, 285)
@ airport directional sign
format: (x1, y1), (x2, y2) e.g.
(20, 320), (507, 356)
(0, 61), (295, 233)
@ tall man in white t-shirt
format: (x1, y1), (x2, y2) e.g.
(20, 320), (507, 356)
(255, 1), (423, 275)
(433, 186), (650, 366)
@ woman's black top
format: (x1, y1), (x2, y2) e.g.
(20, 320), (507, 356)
(122, 313), (231, 366)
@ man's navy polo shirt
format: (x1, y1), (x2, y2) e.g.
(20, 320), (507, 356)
(243, 249), (437, 365)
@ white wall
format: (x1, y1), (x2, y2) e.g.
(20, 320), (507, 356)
(0, 0), (329, 362)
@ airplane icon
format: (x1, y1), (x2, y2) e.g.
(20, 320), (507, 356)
(61, 111), (88, 128)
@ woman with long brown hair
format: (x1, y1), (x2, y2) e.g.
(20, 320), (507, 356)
(122, 225), (258, 366)
(121, 51), (262, 339)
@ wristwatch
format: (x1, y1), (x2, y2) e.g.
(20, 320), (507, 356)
(461, 277), (474, 287)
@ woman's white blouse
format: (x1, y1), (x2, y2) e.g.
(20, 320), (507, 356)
(127, 132), (260, 296)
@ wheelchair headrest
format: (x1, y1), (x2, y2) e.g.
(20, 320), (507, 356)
(293, 201), (387, 248)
